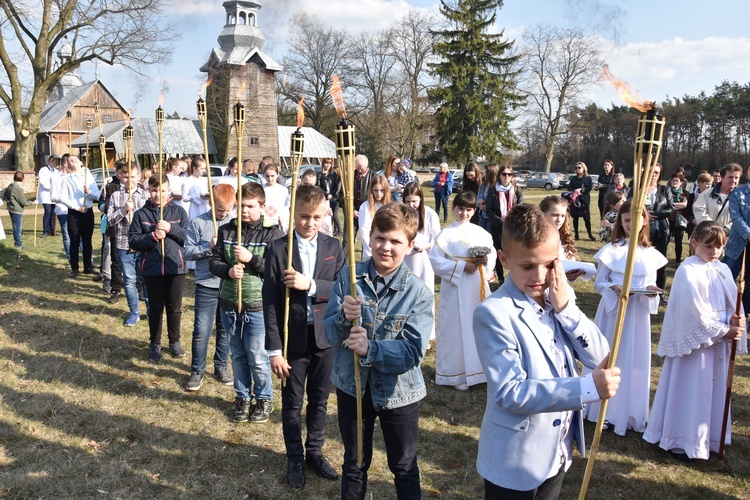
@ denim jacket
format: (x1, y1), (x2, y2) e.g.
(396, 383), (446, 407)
(726, 183), (750, 259)
(324, 260), (433, 411)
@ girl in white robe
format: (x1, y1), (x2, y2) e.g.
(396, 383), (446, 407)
(644, 221), (746, 460)
(262, 164), (290, 234)
(402, 182), (441, 343)
(584, 199), (666, 435)
(183, 160), (210, 221)
(359, 175), (391, 260)
(429, 191), (494, 389)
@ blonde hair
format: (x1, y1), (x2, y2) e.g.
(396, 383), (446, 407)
(367, 175), (392, 216)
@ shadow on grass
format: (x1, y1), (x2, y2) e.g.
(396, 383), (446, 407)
(0, 386), (286, 498)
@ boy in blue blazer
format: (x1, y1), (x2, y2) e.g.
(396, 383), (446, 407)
(473, 203), (620, 499)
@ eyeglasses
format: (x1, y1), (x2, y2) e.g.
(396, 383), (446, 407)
(500, 172), (513, 176)
(576, 166), (583, 169)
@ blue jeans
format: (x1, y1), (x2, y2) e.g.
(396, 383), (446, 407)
(57, 213), (70, 259)
(220, 308), (272, 401)
(724, 248), (750, 314)
(435, 191), (450, 221)
(191, 285), (229, 373)
(9, 212), (22, 247)
(116, 249), (140, 315)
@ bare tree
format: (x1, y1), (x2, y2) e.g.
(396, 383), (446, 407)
(0, 0), (174, 170)
(521, 24), (603, 171)
(278, 15), (351, 134)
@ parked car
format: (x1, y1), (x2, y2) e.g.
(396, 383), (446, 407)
(450, 169), (464, 192)
(89, 167), (116, 188)
(513, 173), (527, 188)
(525, 172), (560, 190)
(589, 174), (599, 190)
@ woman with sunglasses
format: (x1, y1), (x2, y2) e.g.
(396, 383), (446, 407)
(485, 164), (523, 284)
(569, 161), (595, 241)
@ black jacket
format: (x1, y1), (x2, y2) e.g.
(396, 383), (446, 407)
(263, 233), (345, 353)
(628, 184), (674, 240)
(128, 199), (189, 276)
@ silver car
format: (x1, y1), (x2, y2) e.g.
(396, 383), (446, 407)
(525, 172), (560, 190)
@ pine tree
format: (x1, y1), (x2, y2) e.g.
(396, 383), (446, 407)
(429, 0), (523, 163)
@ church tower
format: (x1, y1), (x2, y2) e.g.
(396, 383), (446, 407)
(201, 0), (282, 163)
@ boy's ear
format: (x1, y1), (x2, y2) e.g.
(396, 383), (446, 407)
(497, 248), (510, 270)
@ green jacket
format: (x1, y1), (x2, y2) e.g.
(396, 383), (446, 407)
(209, 216), (282, 312)
(2, 182), (32, 214)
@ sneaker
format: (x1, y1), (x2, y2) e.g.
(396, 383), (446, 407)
(124, 312), (139, 327)
(455, 382), (469, 391)
(250, 399), (273, 423)
(214, 366), (233, 385)
(148, 343), (162, 362)
(169, 341), (185, 358)
(234, 398), (250, 422)
(185, 371), (204, 391)
(108, 291), (121, 304)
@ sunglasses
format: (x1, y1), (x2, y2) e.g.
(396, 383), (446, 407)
(500, 172), (513, 176)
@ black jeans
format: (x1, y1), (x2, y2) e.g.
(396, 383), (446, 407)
(484, 465), (565, 500)
(337, 388), (421, 500)
(330, 199), (342, 234)
(42, 203), (56, 235)
(144, 274), (185, 345)
(282, 325), (334, 460)
(67, 209), (95, 272)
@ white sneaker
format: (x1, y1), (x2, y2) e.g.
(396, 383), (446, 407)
(455, 382), (469, 391)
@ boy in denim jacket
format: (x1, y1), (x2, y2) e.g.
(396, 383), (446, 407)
(324, 202), (433, 499)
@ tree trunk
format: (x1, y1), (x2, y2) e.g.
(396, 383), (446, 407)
(14, 130), (36, 172)
(544, 138), (556, 172)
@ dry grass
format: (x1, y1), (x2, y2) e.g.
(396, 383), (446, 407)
(1, 194), (750, 499)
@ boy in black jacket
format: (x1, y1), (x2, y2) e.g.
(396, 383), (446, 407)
(128, 174), (189, 362)
(264, 185), (345, 489)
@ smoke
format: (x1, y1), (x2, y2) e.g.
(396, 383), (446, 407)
(563, 0), (626, 45)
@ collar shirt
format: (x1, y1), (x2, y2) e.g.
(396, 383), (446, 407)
(108, 184), (149, 250)
(61, 169), (101, 211)
(296, 231), (319, 324)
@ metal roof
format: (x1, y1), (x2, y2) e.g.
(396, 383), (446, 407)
(200, 46), (282, 72)
(39, 81), (97, 132)
(277, 126), (336, 159)
(71, 118), (218, 156)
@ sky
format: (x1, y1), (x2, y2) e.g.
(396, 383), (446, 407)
(8, 0), (750, 128)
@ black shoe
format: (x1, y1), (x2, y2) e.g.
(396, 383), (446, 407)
(83, 268), (94, 274)
(108, 291), (121, 304)
(306, 454), (339, 480)
(574, 234), (580, 241)
(69, 270), (79, 278)
(669, 450), (691, 463)
(93, 274), (103, 282)
(169, 341), (185, 358)
(250, 399), (273, 423)
(287, 459), (305, 489)
(233, 398), (250, 423)
(589, 234), (596, 241)
(148, 343), (162, 362)
(214, 366), (233, 385)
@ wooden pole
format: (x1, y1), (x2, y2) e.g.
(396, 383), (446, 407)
(156, 106), (165, 265)
(579, 108), (665, 499)
(233, 102), (245, 313)
(718, 247), (746, 463)
(197, 98), (217, 234)
(33, 175), (38, 247)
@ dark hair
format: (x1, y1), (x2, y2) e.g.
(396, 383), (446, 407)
(603, 189), (626, 213)
(228, 157), (238, 170)
(384, 154), (401, 179)
(611, 199), (650, 247)
(483, 163), (500, 187)
(720, 163), (743, 178)
(241, 181), (265, 204)
(167, 157), (182, 173)
(501, 203), (556, 251)
(692, 220), (727, 248)
(371, 202), (418, 243)
(13, 171), (24, 182)
(464, 161), (484, 188)
(453, 190), (477, 209)
(190, 156), (206, 176)
(263, 163), (280, 174)
(300, 168), (318, 182)
(116, 161), (139, 173)
(295, 184), (326, 210)
(148, 173), (169, 189)
(402, 182), (425, 232)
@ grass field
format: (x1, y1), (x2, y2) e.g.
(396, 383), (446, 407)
(1, 191), (750, 499)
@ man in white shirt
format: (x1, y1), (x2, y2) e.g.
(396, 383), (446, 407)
(60, 154), (101, 278)
(38, 156), (57, 236)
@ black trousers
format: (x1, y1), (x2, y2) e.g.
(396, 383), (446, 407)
(67, 209), (95, 272)
(652, 233), (669, 290)
(337, 388), (421, 500)
(484, 465), (565, 500)
(109, 235), (123, 292)
(282, 325), (334, 460)
(144, 274), (185, 345)
(42, 203), (56, 235)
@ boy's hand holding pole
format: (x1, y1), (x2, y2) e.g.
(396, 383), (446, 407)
(342, 295), (369, 357)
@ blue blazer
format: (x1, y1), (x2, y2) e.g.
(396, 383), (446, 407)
(472, 279), (609, 491)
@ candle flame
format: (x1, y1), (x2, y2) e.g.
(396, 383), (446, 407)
(296, 95), (305, 128)
(329, 75), (347, 119)
(601, 65), (655, 113)
(237, 81), (247, 102)
(200, 74), (213, 99)
(158, 89), (165, 108)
